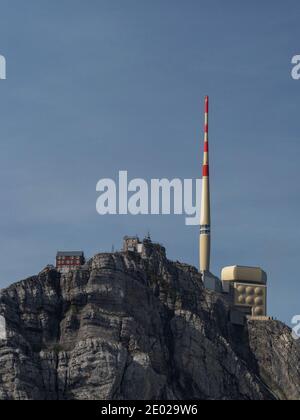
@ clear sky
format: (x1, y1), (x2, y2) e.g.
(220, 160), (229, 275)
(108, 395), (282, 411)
(0, 0), (299, 325)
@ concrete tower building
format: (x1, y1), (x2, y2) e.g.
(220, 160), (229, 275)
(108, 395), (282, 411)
(199, 97), (221, 292)
(198, 96), (269, 320)
(200, 96), (211, 273)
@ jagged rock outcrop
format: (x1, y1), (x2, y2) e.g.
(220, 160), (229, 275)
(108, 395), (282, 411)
(0, 246), (299, 400)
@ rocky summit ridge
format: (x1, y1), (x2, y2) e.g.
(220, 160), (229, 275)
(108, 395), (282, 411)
(0, 245), (299, 400)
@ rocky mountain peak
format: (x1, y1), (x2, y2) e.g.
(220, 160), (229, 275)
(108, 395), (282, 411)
(0, 247), (299, 400)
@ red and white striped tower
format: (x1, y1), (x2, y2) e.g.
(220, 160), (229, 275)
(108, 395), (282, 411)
(199, 96), (211, 273)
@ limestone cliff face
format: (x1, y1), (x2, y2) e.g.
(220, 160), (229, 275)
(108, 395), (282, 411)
(0, 248), (299, 400)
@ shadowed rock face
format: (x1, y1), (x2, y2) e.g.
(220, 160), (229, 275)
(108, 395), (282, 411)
(0, 249), (299, 400)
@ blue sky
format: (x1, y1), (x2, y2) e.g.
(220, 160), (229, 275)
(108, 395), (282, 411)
(0, 0), (299, 325)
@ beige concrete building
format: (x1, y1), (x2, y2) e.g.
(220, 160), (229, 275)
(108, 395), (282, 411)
(222, 266), (267, 317)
